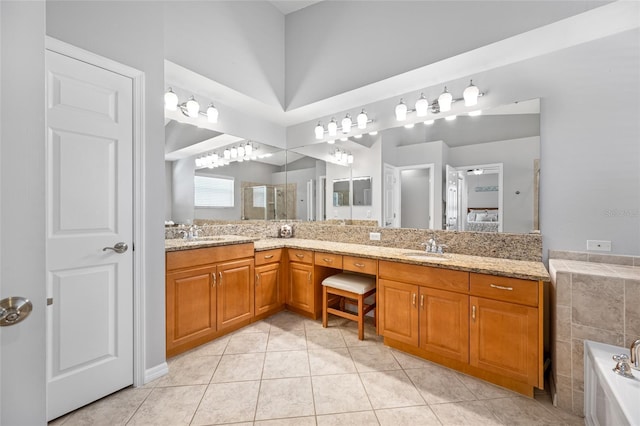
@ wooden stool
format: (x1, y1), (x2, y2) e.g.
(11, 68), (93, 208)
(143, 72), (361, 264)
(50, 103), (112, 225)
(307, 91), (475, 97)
(322, 273), (376, 340)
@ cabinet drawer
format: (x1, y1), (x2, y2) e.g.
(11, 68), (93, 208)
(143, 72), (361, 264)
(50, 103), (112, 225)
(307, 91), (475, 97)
(288, 249), (313, 264)
(166, 243), (254, 271)
(470, 273), (538, 307)
(314, 252), (343, 268)
(255, 249), (282, 266)
(343, 256), (377, 275)
(379, 260), (468, 292)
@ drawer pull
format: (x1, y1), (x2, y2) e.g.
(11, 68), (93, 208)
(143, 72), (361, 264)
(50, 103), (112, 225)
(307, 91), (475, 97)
(264, 254), (274, 259)
(322, 257), (333, 263)
(412, 293), (417, 307)
(490, 284), (513, 291)
(353, 262), (365, 268)
(295, 253), (305, 259)
(472, 305), (476, 321)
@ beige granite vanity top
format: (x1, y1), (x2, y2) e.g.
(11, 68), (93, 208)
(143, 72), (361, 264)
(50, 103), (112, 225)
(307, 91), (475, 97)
(164, 237), (549, 281)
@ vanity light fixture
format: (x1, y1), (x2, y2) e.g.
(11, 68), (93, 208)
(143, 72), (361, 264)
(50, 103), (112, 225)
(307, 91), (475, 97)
(196, 142), (257, 169)
(331, 148), (354, 165)
(438, 87), (453, 112)
(164, 87), (220, 123)
(463, 80), (480, 106)
(415, 93), (430, 117)
(357, 109), (368, 129)
(341, 114), (352, 134)
(315, 122), (324, 140)
(315, 110), (373, 139)
(230, 147), (238, 158)
(347, 153), (354, 164)
(223, 149), (231, 160)
(395, 98), (408, 121)
(328, 118), (338, 136)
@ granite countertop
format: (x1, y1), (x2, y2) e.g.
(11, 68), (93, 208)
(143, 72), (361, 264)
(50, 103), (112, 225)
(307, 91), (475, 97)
(164, 237), (549, 281)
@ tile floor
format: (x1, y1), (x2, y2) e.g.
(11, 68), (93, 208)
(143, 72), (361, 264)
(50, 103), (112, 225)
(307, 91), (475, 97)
(50, 311), (585, 425)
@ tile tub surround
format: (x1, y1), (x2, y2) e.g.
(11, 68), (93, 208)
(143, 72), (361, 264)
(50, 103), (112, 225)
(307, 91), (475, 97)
(548, 253), (640, 416)
(50, 311), (584, 426)
(168, 221), (543, 262)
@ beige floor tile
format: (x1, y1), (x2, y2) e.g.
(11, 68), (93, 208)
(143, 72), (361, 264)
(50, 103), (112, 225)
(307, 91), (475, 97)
(390, 349), (432, 370)
(191, 381), (260, 425)
(224, 332), (268, 354)
(155, 355), (220, 387)
(235, 320), (272, 334)
(350, 346), (401, 372)
(375, 406), (442, 426)
(308, 347), (357, 376)
(127, 385), (206, 425)
(255, 377), (315, 420)
(267, 329), (308, 351)
(405, 365), (476, 404)
(316, 410), (380, 425)
(306, 328), (347, 350)
(430, 400), (501, 426)
(255, 416), (317, 425)
(185, 336), (230, 356)
(305, 314), (348, 331)
(61, 387), (151, 426)
(211, 352), (265, 383)
(48, 413), (71, 425)
(359, 370), (425, 409)
(483, 396), (565, 425)
(456, 372), (517, 399)
(339, 324), (382, 347)
(269, 311), (309, 331)
(262, 350), (310, 379)
(312, 373), (372, 415)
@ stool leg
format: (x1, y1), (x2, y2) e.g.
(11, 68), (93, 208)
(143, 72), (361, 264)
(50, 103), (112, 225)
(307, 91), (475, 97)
(358, 294), (364, 340)
(322, 286), (328, 328)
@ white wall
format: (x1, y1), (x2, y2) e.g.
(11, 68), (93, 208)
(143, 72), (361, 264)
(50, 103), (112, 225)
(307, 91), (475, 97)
(1, 2), (47, 423)
(46, 0), (168, 378)
(165, 161), (173, 221)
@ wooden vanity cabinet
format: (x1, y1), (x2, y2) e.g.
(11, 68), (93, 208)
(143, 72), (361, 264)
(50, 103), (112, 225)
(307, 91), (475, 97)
(286, 249), (316, 317)
(166, 243), (254, 357)
(254, 249), (284, 319)
(378, 278), (419, 346)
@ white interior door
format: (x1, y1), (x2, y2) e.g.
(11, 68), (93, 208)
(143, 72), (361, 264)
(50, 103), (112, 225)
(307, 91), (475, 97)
(45, 50), (134, 421)
(383, 164), (399, 227)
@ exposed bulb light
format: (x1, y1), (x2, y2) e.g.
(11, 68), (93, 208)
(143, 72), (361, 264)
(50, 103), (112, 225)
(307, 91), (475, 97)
(472, 168), (484, 175)
(438, 87), (453, 112)
(238, 146), (245, 157)
(164, 88), (179, 111)
(369, 130), (378, 136)
(357, 109), (368, 129)
(395, 98), (407, 121)
(347, 154), (354, 164)
(354, 134), (363, 139)
(206, 104), (219, 123)
(315, 122), (324, 140)
(445, 115), (457, 121)
(185, 96), (200, 118)
(328, 118), (338, 136)
(463, 80), (480, 107)
(468, 110), (482, 117)
(327, 140), (335, 144)
(415, 93), (429, 117)
(335, 150), (342, 160)
(245, 144), (253, 155)
(404, 123), (415, 129)
(230, 147), (238, 158)
(223, 149), (231, 160)
(341, 114), (352, 134)
(423, 120), (435, 125)
(212, 153), (219, 161)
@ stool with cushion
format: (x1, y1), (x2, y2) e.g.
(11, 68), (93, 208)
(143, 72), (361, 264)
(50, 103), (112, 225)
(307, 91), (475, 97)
(321, 272), (376, 340)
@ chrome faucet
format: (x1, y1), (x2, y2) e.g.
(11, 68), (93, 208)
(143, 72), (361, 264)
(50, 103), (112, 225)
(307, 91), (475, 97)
(421, 237), (447, 254)
(181, 225), (199, 240)
(631, 338), (640, 370)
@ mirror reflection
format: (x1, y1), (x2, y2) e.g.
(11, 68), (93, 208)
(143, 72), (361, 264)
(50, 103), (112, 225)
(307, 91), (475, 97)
(333, 179), (350, 207)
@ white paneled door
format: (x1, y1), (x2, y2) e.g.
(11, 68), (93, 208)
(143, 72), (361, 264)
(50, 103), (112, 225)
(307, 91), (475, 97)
(45, 50), (133, 421)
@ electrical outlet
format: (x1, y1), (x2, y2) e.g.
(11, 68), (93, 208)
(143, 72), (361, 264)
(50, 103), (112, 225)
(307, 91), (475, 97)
(369, 232), (381, 241)
(587, 240), (612, 252)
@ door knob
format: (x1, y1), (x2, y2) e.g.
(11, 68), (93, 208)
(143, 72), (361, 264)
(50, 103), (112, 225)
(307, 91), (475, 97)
(103, 242), (128, 254)
(0, 297), (33, 326)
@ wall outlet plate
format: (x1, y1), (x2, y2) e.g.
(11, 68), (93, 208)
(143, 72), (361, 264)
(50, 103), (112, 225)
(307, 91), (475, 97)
(587, 240), (612, 252)
(369, 232), (381, 241)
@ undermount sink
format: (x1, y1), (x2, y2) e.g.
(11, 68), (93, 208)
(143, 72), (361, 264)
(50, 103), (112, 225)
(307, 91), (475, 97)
(402, 252), (451, 261)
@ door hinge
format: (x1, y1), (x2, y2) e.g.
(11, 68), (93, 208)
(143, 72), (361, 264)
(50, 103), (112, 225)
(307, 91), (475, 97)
(47, 298), (53, 306)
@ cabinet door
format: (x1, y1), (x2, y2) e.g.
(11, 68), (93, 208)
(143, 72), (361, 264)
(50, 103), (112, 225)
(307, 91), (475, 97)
(288, 262), (314, 313)
(166, 266), (217, 353)
(469, 296), (539, 386)
(419, 287), (469, 362)
(255, 262), (282, 315)
(378, 279), (419, 346)
(217, 258), (254, 330)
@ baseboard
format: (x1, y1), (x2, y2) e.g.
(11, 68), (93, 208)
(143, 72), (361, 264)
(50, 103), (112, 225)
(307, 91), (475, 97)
(143, 362), (169, 385)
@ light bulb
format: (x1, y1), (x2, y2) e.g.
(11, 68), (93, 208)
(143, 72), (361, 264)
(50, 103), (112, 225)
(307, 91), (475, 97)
(212, 153), (219, 161)
(341, 114), (352, 134)
(230, 147), (238, 158)
(404, 123), (415, 129)
(164, 88), (179, 111)
(186, 96), (200, 118)
(423, 120), (435, 125)
(315, 122), (324, 139)
(438, 87), (452, 112)
(238, 146), (245, 157)
(463, 80), (480, 107)
(445, 115), (457, 121)
(208, 163), (214, 169)
(335, 150), (342, 160)
(206, 104), (218, 123)
(328, 118), (337, 136)
(327, 140), (335, 144)
(415, 93), (429, 117)
(347, 154), (354, 164)
(395, 98), (407, 121)
(245, 144), (253, 155)
(223, 149), (231, 160)
(357, 109), (368, 129)
(195, 157), (202, 167)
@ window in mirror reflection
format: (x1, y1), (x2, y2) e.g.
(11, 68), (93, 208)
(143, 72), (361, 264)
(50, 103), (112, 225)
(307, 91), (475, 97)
(194, 175), (234, 207)
(352, 176), (372, 206)
(333, 178), (350, 206)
